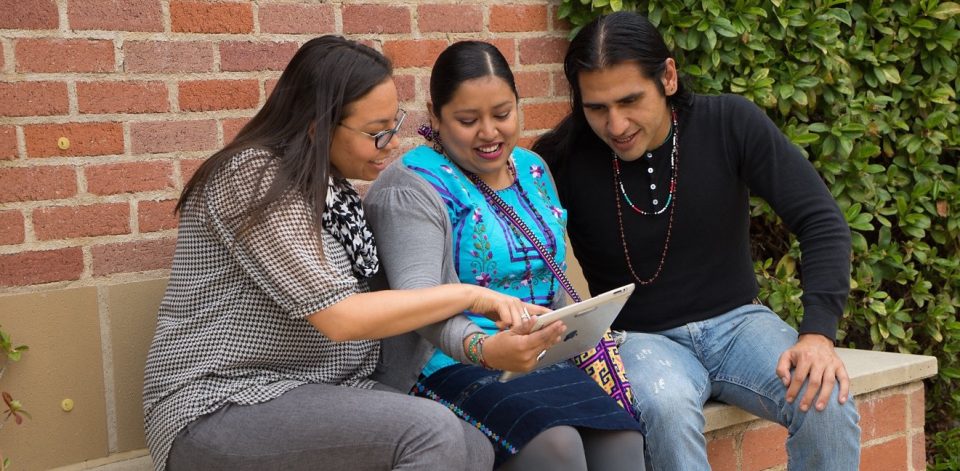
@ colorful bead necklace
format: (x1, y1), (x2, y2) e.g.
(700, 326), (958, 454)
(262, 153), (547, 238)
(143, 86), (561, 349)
(612, 106), (679, 285)
(613, 114), (677, 215)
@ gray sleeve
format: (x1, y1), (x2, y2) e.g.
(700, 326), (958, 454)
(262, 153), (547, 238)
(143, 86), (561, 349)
(364, 164), (483, 364)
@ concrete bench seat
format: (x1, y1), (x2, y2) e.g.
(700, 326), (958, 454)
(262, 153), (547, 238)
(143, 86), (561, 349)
(53, 348), (936, 471)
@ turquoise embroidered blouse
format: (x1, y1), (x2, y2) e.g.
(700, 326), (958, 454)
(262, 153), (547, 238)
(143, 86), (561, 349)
(402, 145), (568, 377)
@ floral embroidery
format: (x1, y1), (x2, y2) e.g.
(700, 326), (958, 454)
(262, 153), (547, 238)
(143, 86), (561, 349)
(529, 164), (543, 178)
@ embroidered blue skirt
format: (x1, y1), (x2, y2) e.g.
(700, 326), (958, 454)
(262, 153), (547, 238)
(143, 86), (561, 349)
(413, 361), (642, 467)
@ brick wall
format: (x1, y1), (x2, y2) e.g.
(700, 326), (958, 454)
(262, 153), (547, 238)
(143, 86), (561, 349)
(705, 383), (927, 471)
(0, 0), (572, 291)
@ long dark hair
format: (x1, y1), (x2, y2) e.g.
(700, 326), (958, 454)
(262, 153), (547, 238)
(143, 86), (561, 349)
(429, 41), (518, 117)
(177, 35), (392, 233)
(533, 12), (691, 175)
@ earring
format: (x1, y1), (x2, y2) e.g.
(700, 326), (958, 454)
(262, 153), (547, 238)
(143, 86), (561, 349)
(417, 123), (444, 154)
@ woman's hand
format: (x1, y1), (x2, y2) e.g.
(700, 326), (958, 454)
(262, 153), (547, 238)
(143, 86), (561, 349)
(480, 320), (566, 372)
(467, 285), (551, 330)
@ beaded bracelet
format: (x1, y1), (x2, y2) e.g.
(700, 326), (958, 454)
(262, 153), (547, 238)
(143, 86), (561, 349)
(476, 334), (493, 370)
(465, 333), (484, 365)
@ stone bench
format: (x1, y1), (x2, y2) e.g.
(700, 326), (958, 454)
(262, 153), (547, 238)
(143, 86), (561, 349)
(52, 348), (937, 471)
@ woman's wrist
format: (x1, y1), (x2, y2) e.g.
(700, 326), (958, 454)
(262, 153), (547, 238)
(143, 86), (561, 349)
(463, 332), (493, 369)
(464, 332), (484, 365)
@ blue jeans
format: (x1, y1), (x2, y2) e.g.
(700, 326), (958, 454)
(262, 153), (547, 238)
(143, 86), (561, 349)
(619, 304), (861, 471)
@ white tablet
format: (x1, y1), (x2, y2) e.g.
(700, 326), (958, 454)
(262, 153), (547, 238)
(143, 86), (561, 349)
(498, 283), (635, 382)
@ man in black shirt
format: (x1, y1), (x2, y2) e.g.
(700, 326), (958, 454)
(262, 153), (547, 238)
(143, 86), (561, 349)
(534, 11), (861, 470)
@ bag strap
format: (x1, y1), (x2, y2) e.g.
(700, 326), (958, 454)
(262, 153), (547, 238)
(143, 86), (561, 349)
(465, 172), (582, 303)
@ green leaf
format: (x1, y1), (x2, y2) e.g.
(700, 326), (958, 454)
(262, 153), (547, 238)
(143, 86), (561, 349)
(887, 321), (907, 339)
(870, 300), (888, 316)
(824, 8), (852, 26)
(930, 2), (960, 20)
(881, 66), (902, 84)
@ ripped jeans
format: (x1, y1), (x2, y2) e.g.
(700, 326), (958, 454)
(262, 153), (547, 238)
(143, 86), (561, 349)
(618, 304), (861, 471)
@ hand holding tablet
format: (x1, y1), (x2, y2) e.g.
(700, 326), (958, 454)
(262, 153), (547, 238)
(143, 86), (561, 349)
(498, 283), (635, 382)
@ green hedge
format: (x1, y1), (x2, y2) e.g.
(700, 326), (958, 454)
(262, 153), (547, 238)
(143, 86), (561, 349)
(558, 0), (960, 466)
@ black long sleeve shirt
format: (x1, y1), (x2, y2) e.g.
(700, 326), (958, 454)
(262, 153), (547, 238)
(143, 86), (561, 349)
(551, 94), (851, 340)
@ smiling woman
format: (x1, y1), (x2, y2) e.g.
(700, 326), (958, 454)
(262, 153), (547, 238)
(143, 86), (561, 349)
(364, 41), (645, 471)
(141, 35), (559, 471)
(329, 82), (402, 181)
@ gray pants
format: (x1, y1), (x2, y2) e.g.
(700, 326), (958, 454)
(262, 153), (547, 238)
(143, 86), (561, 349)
(167, 382), (494, 470)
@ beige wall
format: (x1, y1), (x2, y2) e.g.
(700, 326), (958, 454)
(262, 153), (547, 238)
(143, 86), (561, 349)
(0, 279), (166, 469)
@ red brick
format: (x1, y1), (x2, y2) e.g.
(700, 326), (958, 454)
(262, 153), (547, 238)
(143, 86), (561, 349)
(179, 80), (259, 112)
(0, 248), (84, 287)
(222, 118), (249, 144)
(517, 135), (538, 150)
(0, 0), (58, 29)
(488, 39), (517, 66)
(123, 41), (214, 73)
(741, 424), (787, 471)
(0, 126), (17, 160)
(911, 431), (926, 471)
(908, 385), (925, 429)
(180, 158), (207, 184)
(860, 437), (908, 471)
(170, 0), (253, 33)
(553, 70), (570, 96)
(131, 120), (217, 154)
(24, 122), (124, 158)
(398, 109), (430, 142)
(519, 37), (568, 65)
(265, 78), (279, 98)
(417, 4), (482, 33)
(343, 4), (411, 34)
(550, 6), (574, 32)
(92, 238), (175, 276)
(522, 101), (570, 131)
(490, 5), (548, 32)
(860, 393), (907, 441)
(383, 40), (448, 68)
(33, 203), (129, 240)
(516, 71), (550, 98)
(85, 161), (175, 195)
(138, 199), (178, 232)
(16, 39), (115, 73)
(220, 41), (299, 72)
(0, 81), (69, 117)
(0, 166), (77, 203)
(0, 211), (25, 245)
(395, 74), (416, 102)
(69, 0), (162, 32)
(259, 3), (334, 34)
(706, 435), (738, 471)
(77, 81), (169, 114)
(418, 76), (430, 100)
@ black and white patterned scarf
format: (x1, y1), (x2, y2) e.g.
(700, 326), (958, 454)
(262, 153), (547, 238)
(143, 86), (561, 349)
(322, 177), (379, 278)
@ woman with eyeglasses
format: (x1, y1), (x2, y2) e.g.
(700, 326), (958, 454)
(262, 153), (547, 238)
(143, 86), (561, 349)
(142, 36), (562, 471)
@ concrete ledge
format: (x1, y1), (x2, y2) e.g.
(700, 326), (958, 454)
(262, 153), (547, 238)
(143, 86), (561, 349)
(62, 348), (938, 471)
(50, 450), (151, 471)
(704, 348), (938, 432)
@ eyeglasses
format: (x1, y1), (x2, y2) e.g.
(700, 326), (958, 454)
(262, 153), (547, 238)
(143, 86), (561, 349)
(339, 109), (407, 149)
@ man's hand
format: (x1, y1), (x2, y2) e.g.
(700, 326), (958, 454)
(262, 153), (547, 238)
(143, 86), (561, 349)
(776, 333), (850, 412)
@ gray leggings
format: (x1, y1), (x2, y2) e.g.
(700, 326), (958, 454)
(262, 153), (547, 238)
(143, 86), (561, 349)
(167, 382), (494, 471)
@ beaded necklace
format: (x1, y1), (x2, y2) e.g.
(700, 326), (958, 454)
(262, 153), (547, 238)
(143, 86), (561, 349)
(612, 106), (679, 286)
